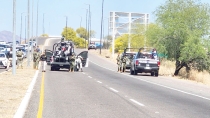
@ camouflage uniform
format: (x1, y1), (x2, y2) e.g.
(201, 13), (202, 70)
(116, 54), (121, 72)
(121, 55), (126, 73)
(16, 50), (23, 69)
(33, 50), (40, 70)
(69, 54), (76, 72)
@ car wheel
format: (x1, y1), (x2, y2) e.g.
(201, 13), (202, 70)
(151, 72), (155, 76)
(133, 69), (137, 75)
(155, 71), (159, 77)
(130, 68), (134, 75)
(51, 67), (54, 71)
(4, 66), (7, 69)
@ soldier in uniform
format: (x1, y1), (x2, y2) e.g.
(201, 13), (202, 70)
(40, 51), (47, 72)
(16, 49), (24, 69)
(69, 52), (76, 72)
(121, 54), (127, 73)
(33, 49), (41, 70)
(116, 52), (121, 72)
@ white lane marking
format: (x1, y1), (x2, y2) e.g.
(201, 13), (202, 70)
(14, 70), (39, 118)
(82, 72), (85, 74)
(130, 99), (145, 107)
(97, 81), (102, 83)
(155, 112), (159, 114)
(88, 76), (92, 78)
(89, 60), (210, 101)
(109, 88), (119, 93)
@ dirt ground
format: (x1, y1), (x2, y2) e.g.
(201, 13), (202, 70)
(0, 59), (36, 118)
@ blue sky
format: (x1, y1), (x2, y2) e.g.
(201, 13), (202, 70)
(0, 0), (210, 39)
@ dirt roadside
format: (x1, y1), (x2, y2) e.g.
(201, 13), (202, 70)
(0, 59), (36, 118)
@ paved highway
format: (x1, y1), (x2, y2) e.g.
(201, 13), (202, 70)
(24, 38), (210, 118)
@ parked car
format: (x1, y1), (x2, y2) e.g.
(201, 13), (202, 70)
(88, 42), (96, 50)
(0, 52), (8, 69)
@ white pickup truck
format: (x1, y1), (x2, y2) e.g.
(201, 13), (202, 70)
(130, 47), (160, 77)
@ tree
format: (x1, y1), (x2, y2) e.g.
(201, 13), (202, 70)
(150, 0), (210, 75)
(61, 27), (76, 41)
(76, 27), (88, 39)
(41, 34), (49, 37)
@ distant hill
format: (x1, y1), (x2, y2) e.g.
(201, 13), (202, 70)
(0, 30), (21, 42)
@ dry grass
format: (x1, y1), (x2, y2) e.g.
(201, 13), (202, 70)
(159, 59), (176, 76)
(159, 59), (210, 86)
(0, 60), (36, 118)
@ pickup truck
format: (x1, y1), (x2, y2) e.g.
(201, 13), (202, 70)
(122, 48), (138, 69)
(46, 39), (88, 71)
(130, 47), (160, 77)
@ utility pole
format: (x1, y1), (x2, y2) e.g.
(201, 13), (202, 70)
(43, 13), (45, 35)
(64, 16), (68, 39)
(27, 0), (30, 66)
(20, 12), (25, 45)
(85, 4), (91, 46)
(31, 0), (34, 39)
(85, 9), (88, 49)
(36, 0), (39, 47)
(25, 16), (26, 44)
(107, 17), (109, 49)
(80, 16), (82, 28)
(12, 0), (16, 75)
(100, 0), (104, 54)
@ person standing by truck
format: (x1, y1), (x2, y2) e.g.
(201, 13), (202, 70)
(116, 52), (121, 72)
(121, 54), (127, 73)
(40, 51), (47, 72)
(16, 49), (24, 69)
(69, 52), (76, 72)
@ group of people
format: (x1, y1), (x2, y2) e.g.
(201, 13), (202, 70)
(68, 52), (83, 72)
(33, 46), (47, 72)
(116, 52), (127, 73)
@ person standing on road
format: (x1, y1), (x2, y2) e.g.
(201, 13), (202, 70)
(121, 54), (126, 73)
(76, 55), (83, 72)
(6, 48), (12, 71)
(16, 49), (24, 69)
(116, 52), (121, 72)
(69, 53), (76, 72)
(40, 51), (47, 72)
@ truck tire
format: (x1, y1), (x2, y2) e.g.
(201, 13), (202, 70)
(130, 68), (134, 75)
(133, 69), (137, 75)
(51, 67), (54, 71)
(155, 71), (159, 77)
(151, 72), (155, 76)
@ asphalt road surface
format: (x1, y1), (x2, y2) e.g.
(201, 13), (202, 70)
(24, 38), (210, 118)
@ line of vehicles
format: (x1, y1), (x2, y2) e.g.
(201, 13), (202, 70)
(121, 47), (160, 77)
(0, 40), (36, 69)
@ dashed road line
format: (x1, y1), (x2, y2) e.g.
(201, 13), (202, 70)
(88, 76), (92, 78)
(97, 81), (102, 83)
(90, 61), (210, 101)
(109, 88), (119, 93)
(130, 99), (145, 107)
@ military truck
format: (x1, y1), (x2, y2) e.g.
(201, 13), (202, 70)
(130, 47), (160, 76)
(45, 38), (88, 71)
